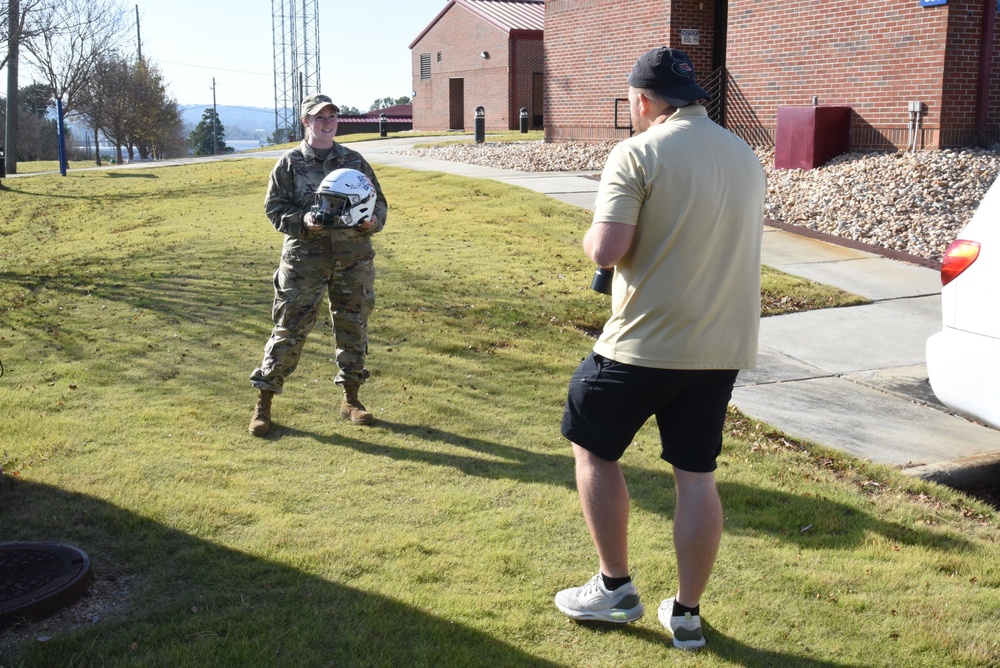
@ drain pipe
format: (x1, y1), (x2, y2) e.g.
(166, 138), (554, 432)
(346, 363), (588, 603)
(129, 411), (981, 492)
(975, 0), (997, 141)
(908, 101), (923, 152)
(907, 103), (915, 151)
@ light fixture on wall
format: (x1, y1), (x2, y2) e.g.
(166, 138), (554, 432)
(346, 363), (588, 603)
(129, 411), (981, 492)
(481, 51), (490, 59)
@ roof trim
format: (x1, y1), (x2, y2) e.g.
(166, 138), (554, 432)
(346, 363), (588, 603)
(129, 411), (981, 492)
(409, 1), (456, 49)
(409, 0), (543, 49)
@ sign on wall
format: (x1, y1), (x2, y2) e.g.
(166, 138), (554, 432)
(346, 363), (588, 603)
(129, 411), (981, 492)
(919, 0), (947, 6)
(680, 29), (700, 45)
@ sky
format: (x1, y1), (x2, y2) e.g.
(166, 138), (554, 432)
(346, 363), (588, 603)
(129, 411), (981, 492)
(132, 0), (448, 111)
(6, 0), (449, 113)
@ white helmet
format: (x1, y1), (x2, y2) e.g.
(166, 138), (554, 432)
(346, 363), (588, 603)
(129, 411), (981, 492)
(314, 168), (377, 227)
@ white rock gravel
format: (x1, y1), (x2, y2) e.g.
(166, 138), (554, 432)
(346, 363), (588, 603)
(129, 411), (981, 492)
(396, 141), (1000, 264)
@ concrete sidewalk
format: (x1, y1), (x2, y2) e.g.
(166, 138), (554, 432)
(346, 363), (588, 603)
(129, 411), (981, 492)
(351, 136), (1000, 483)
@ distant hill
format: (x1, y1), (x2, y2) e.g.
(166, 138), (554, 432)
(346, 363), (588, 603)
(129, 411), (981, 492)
(180, 104), (283, 140)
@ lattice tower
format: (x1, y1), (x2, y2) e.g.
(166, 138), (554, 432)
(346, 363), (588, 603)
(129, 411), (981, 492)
(272, 0), (321, 141)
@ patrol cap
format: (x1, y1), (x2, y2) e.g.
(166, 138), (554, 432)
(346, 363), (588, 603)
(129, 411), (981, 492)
(301, 93), (340, 117)
(627, 47), (708, 106)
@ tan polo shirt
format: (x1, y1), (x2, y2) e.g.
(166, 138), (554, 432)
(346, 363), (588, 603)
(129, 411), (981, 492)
(591, 104), (766, 370)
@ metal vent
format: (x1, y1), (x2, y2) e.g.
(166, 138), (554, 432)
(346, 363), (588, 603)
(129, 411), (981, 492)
(0, 543), (93, 631)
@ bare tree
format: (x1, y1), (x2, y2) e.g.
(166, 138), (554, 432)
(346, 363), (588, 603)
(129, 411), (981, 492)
(1, 0), (48, 70)
(22, 0), (128, 122)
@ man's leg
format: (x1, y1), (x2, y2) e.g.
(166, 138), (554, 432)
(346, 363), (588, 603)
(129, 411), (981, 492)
(555, 442), (643, 623)
(573, 443), (630, 579)
(672, 467), (723, 607)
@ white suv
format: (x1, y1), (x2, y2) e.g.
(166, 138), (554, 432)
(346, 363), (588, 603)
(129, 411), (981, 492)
(926, 174), (1000, 429)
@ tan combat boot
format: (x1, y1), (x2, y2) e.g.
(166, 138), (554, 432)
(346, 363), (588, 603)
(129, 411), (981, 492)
(248, 390), (274, 436)
(340, 383), (374, 425)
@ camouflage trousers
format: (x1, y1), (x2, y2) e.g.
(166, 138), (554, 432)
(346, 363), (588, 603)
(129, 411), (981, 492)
(250, 233), (375, 393)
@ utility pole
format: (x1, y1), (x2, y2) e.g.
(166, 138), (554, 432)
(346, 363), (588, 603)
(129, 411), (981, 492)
(211, 78), (218, 155)
(5, 0), (19, 176)
(135, 4), (142, 63)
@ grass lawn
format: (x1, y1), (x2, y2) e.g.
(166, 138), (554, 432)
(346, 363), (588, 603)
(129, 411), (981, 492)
(0, 159), (996, 667)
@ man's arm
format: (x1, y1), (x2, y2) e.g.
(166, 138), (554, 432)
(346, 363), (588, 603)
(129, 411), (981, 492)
(583, 221), (636, 268)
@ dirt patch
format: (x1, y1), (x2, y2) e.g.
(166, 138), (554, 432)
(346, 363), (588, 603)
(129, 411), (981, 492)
(1, 570), (137, 657)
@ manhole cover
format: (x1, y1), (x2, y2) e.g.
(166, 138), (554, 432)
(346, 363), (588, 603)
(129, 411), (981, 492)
(0, 542), (92, 631)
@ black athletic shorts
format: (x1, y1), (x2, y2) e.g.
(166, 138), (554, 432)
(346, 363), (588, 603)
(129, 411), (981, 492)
(561, 352), (739, 472)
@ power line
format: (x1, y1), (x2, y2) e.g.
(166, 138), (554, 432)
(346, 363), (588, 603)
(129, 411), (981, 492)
(156, 59), (271, 77)
(179, 103), (277, 114)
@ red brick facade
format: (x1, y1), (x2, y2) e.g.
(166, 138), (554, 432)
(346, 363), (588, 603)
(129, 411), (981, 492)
(513, 35), (545, 127)
(545, 0), (699, 141)
(545, 0), (1000, 149)
(411, 5), (544, 132)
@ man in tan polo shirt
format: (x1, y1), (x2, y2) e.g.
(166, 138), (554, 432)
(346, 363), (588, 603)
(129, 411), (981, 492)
(554, 47), (766, 650)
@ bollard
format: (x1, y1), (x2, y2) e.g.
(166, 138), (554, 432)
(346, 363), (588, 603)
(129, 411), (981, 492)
(474, 106), (485, 143)
(519, 107), (529, 133)
(0, 147), (5, 180)
(379, 113), (388, 138)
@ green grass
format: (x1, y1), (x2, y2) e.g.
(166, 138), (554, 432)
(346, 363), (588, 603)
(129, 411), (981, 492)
(6, 159), (98, 174)
(0, 160), (996, 667)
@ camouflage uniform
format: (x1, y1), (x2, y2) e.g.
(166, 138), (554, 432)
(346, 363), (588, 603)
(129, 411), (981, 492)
(250, 140), (388, 393)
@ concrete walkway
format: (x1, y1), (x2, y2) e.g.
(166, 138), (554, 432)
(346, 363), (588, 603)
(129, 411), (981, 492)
(347, 135), (1000, 485)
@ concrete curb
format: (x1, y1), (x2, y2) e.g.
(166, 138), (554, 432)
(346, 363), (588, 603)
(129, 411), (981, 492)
(765, 218), (942, 270)
(902, 452), (1000, 489)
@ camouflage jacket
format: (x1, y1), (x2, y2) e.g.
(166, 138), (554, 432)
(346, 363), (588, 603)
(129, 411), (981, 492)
(264, 140), (388, 239)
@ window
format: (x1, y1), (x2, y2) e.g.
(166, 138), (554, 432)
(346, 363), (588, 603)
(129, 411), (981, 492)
(437, 52), (442, 62)
(420, 53), (431, 80)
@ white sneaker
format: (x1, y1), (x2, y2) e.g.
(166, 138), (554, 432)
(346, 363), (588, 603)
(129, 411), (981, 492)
(658, 597), (706, 649)
(554, 573), (644, 623)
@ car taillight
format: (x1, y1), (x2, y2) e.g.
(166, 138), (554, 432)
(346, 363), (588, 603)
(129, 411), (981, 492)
(940, 239), (981, 286)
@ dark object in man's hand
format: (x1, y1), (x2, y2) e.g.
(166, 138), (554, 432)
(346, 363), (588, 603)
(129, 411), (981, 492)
(591, 267), (613, 295)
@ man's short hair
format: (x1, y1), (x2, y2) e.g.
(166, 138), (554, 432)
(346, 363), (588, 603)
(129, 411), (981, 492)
(634, 87), (696, 110)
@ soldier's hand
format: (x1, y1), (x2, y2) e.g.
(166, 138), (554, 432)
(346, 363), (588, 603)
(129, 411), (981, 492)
(304, 211), (323, 231)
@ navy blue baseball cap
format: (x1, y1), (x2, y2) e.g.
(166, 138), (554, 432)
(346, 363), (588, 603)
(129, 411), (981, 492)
(627, 47), (708, 105)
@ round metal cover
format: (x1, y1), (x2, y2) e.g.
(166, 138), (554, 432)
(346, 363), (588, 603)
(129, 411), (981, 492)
(0, 542), (92, 631)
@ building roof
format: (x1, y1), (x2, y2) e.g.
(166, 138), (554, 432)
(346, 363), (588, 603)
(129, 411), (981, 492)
(410, 0), (544, 49)
(360, 104), (412, 118)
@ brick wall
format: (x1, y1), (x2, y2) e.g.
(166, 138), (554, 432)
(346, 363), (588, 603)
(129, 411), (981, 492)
(728, 0), (950, 149)
(545, 0), (718, 142)
(513, 35), (545, 129)
(941, 0), (1000, 145)
(545, 0), (1000, 149)
(412, 5), (510, 132)
(412, 5), (544, 132)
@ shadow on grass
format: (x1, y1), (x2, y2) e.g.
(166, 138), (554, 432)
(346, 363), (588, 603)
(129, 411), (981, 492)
(571, 619), (867, 667)
(0, 478), (561, 667)
(0, 241), (273, 347)
(272, 419), (972, 554)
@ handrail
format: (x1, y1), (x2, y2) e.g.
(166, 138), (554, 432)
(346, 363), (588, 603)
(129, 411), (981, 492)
(699, 66), (728, 125)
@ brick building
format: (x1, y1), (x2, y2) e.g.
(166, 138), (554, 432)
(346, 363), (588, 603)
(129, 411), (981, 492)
(410, 0), (545, 132)
(545, 0), (1000, 150)
(336, 105), (413, 137)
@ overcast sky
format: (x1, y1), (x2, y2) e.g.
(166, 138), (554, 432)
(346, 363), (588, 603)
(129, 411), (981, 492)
(4, 0), (449, 112)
